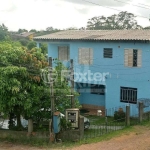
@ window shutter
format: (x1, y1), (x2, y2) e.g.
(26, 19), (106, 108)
(104, 48), (113, 58)
(137, 49), (142, 67)
(89, 48), (93, 65)
(124, 49), (129, 67)
(58, 46), (69, 61)
(128, 49), (133, 67)
(78, 48), (82, 64)
(84, 48), (90, 65)
(67, 47), (70, 60)
(79, 48), (93, 65)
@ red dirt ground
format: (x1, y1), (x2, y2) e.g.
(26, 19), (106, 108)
(0, 125), (150, 150)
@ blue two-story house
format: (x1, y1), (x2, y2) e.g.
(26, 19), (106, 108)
(34, 30), (150, 116)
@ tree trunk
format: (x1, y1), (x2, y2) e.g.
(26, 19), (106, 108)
(9, 112), (15, 129)
(16, 113), (22, 128)
(28, 119), (33, 134)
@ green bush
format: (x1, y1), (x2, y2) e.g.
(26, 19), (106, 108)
(60, 118), (71, 131)
(27, 41), (36, 50)
(114, 109), (125, 121)
(19, 39), (29, 46)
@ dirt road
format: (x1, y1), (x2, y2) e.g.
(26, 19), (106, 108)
(72, 126), (150, 150)
(0, 125), (150, 150)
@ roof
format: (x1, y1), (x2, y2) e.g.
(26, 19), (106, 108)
(21, 32), (34, 37)
(34, 30), (150, 41)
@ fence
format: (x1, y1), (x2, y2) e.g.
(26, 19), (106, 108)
(83, 102), (150, 140)
(84, 105), (126, 139)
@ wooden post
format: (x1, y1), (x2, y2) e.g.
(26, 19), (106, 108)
(79, 115), (84, 139)
(49, 57), (55, 142)
(28, 119), (33, 135)
(126, 105), (130, 126)
(70, 59), (75, 108)
(139, 102), (143, 123)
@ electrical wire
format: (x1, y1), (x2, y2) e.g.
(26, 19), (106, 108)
(81, 0), (149, 19)
(139, 3), (150, 8)
(114, 0), (150, 10)
(125, 0), (150, 8)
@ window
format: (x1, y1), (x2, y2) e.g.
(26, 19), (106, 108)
(58, 46), (69, 61)
(120, 87), (137, 104)
(78, 48), (93, 65)
(124, 49), (142, 67)
(103, 48), (113, 58)
(91, 84), (105, 95)
(133, 49), (138, 67)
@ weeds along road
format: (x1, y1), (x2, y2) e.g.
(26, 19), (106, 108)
(0, 125), (150, 150)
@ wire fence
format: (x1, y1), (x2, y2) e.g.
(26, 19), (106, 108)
(0, 103), (150, 142)
(83, 105), (126, 139)
(83, 104), (150, 140)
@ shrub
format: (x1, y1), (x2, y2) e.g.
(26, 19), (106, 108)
(60, 117), (71, 131)
(114, 108), (125, 121)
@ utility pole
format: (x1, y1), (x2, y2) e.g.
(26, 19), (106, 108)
(49, 57), (55, 142)
(70, 59), (75, 108)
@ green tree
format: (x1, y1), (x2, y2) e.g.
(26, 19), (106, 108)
(46, 26), (54, 31)
(87, 16), (107, 30)
(144, 26), (150, 29)
(0, 42), (80, 129)
(87, 11), (142, 30)
(33, 60), (80, 126)
(66, 27), (78, 30)
(19, 39), (29, 46)
(113, 11), (142, 29)
(29, 29), (37, 33)
(18, 29), (28, 34)
(27, 41), (36, 50)
(0, 42), (49, 129)
(40, 43), (48, 55)
(53, 60), (80, 113)
(0, 24), (9, 41)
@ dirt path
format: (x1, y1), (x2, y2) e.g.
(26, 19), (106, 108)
(72, 126), (150, 150)
(0, 126), (150, 150)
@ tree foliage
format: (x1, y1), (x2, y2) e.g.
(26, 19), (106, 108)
(53, 60), (80, 113)
(87, 11), (142, 30)
(0, 42), (80, 129)
(0, 24), (9, 41)
(18, 29), (28, 34)
(144, 26), (150, 29)
(0, 42), (49, 128)
(27, 41), (36, 50)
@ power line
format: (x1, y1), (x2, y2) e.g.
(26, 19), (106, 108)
(114, 0), (150, 10)
(81, 0), (149, 19)
(139, 3), (150, 8)
(126, 0), (150, 8)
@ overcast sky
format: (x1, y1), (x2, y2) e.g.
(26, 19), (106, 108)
(0, 0), (150, 31)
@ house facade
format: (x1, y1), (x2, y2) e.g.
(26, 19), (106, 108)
(34, 30), (150, 116)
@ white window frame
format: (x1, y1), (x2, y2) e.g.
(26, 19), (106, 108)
(78, 48), (93, 65)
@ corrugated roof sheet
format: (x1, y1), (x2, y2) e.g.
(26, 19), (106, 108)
(34, 30), (150, 41)
(21, 32), (34, 37)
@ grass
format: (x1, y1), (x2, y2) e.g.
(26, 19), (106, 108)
(0, 119), (150, 149)
(87, 115), (125, 126)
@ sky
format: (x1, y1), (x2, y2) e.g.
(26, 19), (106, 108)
(0, 0), (150, 31)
